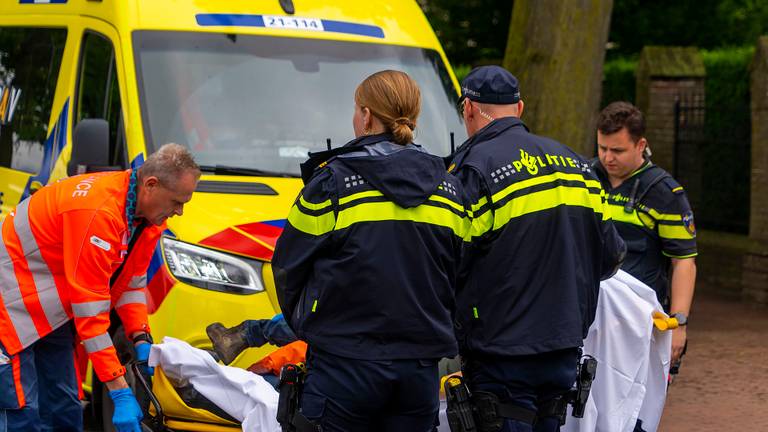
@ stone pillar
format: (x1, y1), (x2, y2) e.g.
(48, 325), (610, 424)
(635, 47), (706, 175)
(743, 36), (768, 304)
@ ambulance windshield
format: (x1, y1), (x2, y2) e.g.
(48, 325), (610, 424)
(134, 31), (466, 177)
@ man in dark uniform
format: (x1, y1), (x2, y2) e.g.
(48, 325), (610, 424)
(448, 66), (626, 432)
(593, 101), (697, 431)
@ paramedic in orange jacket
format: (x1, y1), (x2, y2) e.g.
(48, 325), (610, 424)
(0, 143), (200, 432)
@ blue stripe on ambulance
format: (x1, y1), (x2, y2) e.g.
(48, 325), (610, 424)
(195, 14), (385, 39)
(21, 99), (69, 201)
(147, 229), (175, 284)
(19, 0), (68, 4)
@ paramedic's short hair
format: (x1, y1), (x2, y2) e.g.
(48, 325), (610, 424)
(138, 143), (200, 187)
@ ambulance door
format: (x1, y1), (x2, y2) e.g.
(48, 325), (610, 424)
(71, 25), (128, 173)
(0, 25), (68, 218)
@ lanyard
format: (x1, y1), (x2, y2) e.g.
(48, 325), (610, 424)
(125, 169), (139, 242)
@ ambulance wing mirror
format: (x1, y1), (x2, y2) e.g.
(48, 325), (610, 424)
(68, 119), (114, 176)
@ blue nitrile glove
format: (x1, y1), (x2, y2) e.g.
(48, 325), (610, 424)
(134, 343), (154, 376)
(108, 388), (143, 432)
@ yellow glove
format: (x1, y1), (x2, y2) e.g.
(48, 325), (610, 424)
(652, 311), (679, 331)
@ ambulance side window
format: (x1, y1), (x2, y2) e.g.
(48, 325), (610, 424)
(0, 27), (67, 173)
(75, 31), (126, 168)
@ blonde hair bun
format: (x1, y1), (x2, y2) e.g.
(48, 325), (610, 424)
(355, 70), (421, 145)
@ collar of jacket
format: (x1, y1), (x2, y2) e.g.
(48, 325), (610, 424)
(448, 117), (529, 170)
(593, 157), (654, 189)
(299, 133), (394, 184)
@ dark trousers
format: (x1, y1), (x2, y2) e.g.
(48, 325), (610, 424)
(243, 315), (297, 347)
(300, 348), (439, 432)
(0, 323), (82, 432)
(462, 348), (579, 432)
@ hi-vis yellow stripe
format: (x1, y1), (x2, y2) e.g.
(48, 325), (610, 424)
(469, 208), (494, 239)
(470, 195), (489, 213)
(467, 178), (607, 240)
(336, 201), (469, 238)
(339, 190), (465, 214)
(288, 204), (336, 235)
(339, 190), (383, 205)
(289, 195), (469, 237)
(299, 195), (332, 211)
(607, 203), (644, 227)
(659, 224), (695, 240)
(428, 194), (465, 213)
(493, 186), (605, 231)
(491, 172), (602, 204)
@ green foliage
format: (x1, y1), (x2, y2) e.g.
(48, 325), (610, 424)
(417, 0), (513, 66)
(601, 56), (637, 107)
(453, 64), (471, 83)
(698, 46), (753, 233)
(607, 0), (768, 59)
(700, 46), (754, 134)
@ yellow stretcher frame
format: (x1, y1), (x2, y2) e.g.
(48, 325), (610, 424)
(133, 363), (241, 432)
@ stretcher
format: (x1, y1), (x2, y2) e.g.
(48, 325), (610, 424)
(130, 352), (454, 432)
(132, 362), (242, 432)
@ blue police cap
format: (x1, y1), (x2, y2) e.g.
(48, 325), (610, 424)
(460, 65), (521, 105)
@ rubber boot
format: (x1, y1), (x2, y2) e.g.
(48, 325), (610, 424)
(206, 322), (250, 365)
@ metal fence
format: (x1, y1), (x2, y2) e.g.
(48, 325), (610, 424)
(674, 92), (751, 234)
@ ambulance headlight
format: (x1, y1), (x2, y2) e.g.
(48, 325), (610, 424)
(162, 237), (265, 294)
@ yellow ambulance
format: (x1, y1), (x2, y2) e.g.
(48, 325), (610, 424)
(0, 0), (465, 423)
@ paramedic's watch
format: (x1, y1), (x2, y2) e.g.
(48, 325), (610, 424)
(671, 313), (688, 326)
(132, 332), (154, 345)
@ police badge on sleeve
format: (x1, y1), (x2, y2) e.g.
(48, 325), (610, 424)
(682, 211), (696, 236)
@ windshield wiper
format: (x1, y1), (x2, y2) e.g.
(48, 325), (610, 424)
(199, 165), (299, 178)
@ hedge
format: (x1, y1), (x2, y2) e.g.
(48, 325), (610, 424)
(699, 46), (753, 233)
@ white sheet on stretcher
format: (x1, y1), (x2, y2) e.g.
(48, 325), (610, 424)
(148, 336), (281, 432)
(148, 270), (670, 432)
(563, 270), (672, 432)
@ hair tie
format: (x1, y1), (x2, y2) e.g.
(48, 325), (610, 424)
(394, 117), (415, 130)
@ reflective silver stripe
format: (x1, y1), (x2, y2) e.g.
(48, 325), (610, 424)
(128, 274), (147, 289)
(13, 199), (68, 328)
(71, 300), (111, 318)
(82, 333), (113, 353)
(115, 290), (147, 308)
(0, 234), (40, 348)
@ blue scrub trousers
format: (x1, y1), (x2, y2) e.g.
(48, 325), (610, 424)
(299, 348), (440, 432)
(0, 323), (82, 432)
(462, 348), (580, 432)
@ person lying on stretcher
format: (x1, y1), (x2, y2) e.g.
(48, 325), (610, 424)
(206, 314), (306, 387)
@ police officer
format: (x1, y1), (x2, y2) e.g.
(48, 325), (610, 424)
(272, 70), (469, 432)
(594, 102), (697, 431)
(448, 66), (625, 432)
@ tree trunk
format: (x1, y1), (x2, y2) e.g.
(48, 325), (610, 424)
(503, 0), (613, 157)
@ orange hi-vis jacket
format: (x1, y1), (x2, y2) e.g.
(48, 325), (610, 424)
(0, 170), (164, 383)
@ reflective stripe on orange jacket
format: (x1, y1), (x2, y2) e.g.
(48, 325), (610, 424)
(0, 170), (164, 383)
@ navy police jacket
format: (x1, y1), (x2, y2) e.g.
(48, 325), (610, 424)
(449, 117), (626, 357)
(592, 160), (697, 307)
(272, 134), (469, 360)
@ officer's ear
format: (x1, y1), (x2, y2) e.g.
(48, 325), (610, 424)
(362, 106), (373, 131)
(636, 137), (648, 153)
(516, 100), (525, 118)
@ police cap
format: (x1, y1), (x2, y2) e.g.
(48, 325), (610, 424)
(459, 65), (521, 105)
